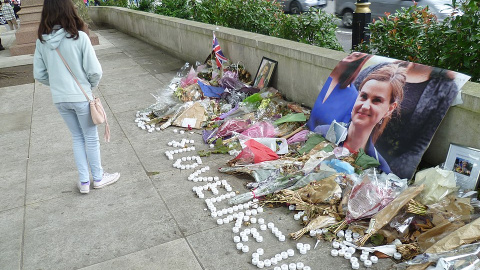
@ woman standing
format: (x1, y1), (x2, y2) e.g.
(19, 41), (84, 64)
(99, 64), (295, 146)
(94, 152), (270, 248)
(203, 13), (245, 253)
(33, 0), (119, 194)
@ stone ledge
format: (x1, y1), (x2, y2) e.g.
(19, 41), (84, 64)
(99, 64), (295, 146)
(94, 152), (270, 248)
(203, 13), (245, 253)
(89, 6), (479, 110)
(18, 5), (43, 14)
(14, 25), (39, 44)
(17, 9), (41, 23)
(9, 42), (36, 56)
(459, 81), (480, 114)
(108, 9), (345, 69)
(10, 31), (99, 56)
(88, 6), (480, 165)
(20, 0), (43, 7)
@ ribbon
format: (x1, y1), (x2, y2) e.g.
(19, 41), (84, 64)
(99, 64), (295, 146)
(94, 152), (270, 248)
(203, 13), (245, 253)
(252, 190), (258, 199)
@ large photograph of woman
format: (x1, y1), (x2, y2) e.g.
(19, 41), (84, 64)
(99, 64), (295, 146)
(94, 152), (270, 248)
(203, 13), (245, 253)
(309, 53), (470, 179)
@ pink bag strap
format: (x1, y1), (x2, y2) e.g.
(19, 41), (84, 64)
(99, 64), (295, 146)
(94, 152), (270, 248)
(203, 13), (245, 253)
(56, 48), (110, 142)
(55, 48), (92, 102)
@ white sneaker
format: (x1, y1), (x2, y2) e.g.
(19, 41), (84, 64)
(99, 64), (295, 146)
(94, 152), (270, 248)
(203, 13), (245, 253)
(93, 172), (120, 189)
(78, 181), (90, 194)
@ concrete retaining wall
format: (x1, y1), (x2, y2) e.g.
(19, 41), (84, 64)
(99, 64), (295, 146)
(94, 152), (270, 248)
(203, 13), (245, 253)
(89, 6), (480, 167)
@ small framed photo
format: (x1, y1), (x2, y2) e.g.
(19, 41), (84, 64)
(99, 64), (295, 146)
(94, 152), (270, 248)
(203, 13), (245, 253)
(253, 57), (277, 89)
(445, 144), (480, 190)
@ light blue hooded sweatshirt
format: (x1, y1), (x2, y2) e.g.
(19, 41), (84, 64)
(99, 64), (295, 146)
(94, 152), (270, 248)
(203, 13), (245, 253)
(34, 27), (102, 103)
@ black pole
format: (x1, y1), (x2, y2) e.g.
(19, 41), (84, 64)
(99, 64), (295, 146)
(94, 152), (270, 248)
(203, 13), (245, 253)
(351, 0), (371, 51)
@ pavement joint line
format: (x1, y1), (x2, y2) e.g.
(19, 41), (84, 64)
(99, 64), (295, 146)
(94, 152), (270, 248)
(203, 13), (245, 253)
(147, 150), (214, 270)
(20, 77), (37, 270)
(96, 83), (191, 246)
(184, 235), (208, 270)
(149, 145), (193, 240)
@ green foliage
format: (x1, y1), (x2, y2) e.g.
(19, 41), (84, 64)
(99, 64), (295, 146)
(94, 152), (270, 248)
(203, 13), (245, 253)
(72, 0), (93, 25)
(130, 0), (155, 12)
(357, 5), (439, 63)
(273, 8), (343, 50)
(155, 0), (194, 19)
(370, 233), (385, 246)
(198, 138), (232, 156)
(356, 0), (480, 82)
(190, 0), (217, 24)
(127, 0), (342, 51)
(204, 0), (282, 36)
(195, 0), (342, 50)
(431, 0), (480, 82)
(100, 0), (129, 7)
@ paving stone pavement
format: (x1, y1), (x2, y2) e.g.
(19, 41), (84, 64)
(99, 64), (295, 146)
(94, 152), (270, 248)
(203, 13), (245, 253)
(0, 27), (396, 270)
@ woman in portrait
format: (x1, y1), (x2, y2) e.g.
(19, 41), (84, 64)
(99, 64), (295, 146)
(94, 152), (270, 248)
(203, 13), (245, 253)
(354, 61), (459, 179)
(254, 62), (272, 89)
(307, 52), (373, 130)
(315, 64), (407, 173)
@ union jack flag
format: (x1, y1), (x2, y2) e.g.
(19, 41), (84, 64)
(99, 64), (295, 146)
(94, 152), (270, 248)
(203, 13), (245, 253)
(212, 32), (228, 69)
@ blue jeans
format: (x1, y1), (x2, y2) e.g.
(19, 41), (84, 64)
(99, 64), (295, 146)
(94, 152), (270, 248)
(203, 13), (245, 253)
(55, 102), (103, 183)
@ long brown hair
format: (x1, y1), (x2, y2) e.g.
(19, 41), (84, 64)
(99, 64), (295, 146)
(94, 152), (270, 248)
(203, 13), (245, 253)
(37, 0), (86, 42)
(358, 64), (407, 143)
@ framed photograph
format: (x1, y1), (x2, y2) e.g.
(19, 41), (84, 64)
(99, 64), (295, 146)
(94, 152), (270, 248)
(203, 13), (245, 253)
(307, 52), (470, 179)
(445, 144), (480, 190)
(253, 57), (277, 89)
